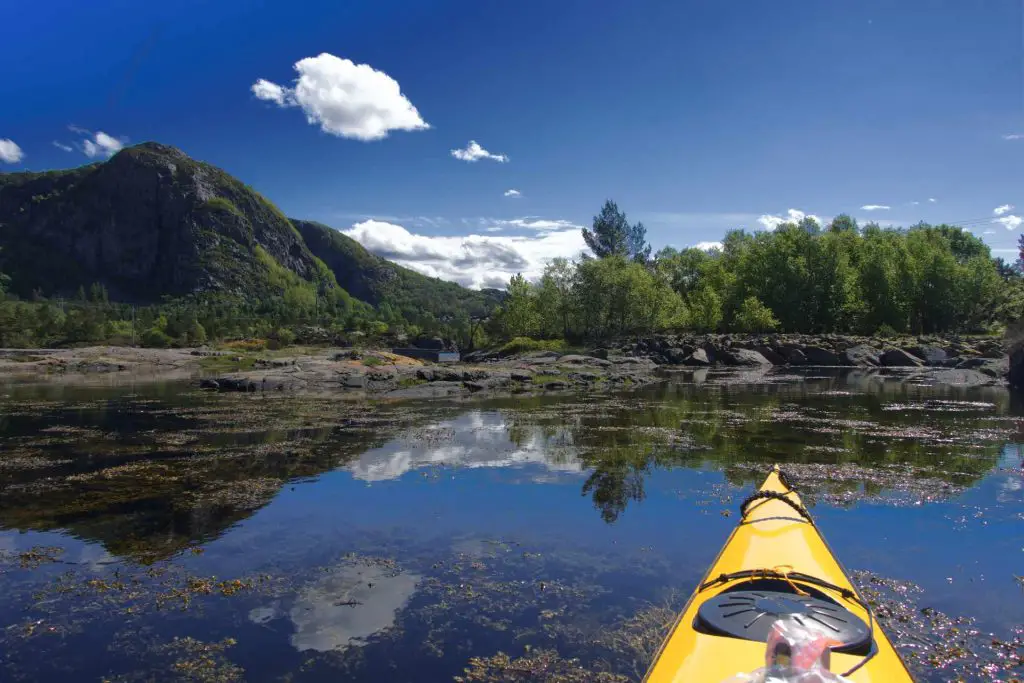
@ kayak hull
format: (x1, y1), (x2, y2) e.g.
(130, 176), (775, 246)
(643, 469), (913, 683)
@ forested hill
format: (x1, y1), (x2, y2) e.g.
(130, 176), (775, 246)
(292, 219), (503, 321)
(0, 143), (499, 327)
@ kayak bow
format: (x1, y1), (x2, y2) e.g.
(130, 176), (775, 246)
(643, 467), (913, 682)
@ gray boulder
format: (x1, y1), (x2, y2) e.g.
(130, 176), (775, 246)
(664, 347), (690, 365)
(911, 345), (950, 366)
(752, 345), (787, 365)
(784, 348), (808, 365)
(683, 348), (711, 366)
(976, 341), (1005, 359)
(721, 348), (773, 366)
(802, 346), (842, 366)
(843, 344), (880, 367)
(978, 357), (1008, 379)
(880, 348), (925, 367)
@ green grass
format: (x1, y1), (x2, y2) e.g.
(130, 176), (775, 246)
(202, 196), (244, 219)
(198, 354), (257, 373)
(361, 356), (384, 367)
(498, 337), (567, 356)
(530, 373), (564, 385)
(398, 377), (427, 388)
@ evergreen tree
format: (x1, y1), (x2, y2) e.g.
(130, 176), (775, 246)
(582, 200), (650, 262)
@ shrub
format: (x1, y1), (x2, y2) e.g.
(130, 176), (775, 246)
(141, 328), (173, 348)
(733, 297), (780, 332)
(222, 339), (268, 351)
(185, 319), (207, 345)
(875, 323), (898, 338)
(267, 327), (296, 350)
(498, 337), (566, 357)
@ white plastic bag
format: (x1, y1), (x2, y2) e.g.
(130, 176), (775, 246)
(719, 617), (852, 683)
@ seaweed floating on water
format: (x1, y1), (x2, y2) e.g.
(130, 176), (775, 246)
(103, 636), (245, 683)
(0, 545), (65, 569)
(456, 649), (631, 683)
(853, 570), (1023, 682)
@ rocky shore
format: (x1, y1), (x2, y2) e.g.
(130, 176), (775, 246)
(0, 334), (1013, 398)
(199, 333), (1011, 398)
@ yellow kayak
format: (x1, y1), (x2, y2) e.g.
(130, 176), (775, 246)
(643, 467), (913, 682)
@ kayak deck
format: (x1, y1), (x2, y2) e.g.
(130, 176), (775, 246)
(643, 468), (912, 683)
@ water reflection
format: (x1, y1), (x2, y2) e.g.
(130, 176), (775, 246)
(0, 375), (1019, 562)
(249, 564), (421, 653)
(348, 411), (583, 482)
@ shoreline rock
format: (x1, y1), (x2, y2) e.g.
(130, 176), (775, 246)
(0, 333), (1012, 398)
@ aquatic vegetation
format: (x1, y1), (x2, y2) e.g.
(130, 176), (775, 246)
(457, 649), (631, 682)
(103, 637), (245, 683)
(1, 545), (65, 569)
(163, 637), (245, 683)
(853, 571), (1024, 682)
(0, 379), (1019, 682)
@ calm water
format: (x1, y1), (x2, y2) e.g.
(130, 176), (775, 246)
(0, 371), (1021, 682)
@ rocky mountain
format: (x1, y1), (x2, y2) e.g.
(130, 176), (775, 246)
(0, 143), (500, 319)
(0, 143), (327, 302)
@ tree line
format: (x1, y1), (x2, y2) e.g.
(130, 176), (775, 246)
(492, 201), (1024, 341)
(0, 245), (486, 349)
(0, 287), (490, 350)
(1, 208), (1022, 350)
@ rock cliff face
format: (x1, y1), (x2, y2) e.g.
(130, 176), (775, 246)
(0, 143), (320, 301)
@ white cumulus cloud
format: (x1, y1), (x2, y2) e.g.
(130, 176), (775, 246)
(994, 215), (1023, 231)
(251, 53), (430, 141)
(693, 241), (723, 251)
(756, 208), (822, 231)
(861, 204), (890, 211)
(993, 204), (1014, 216)
(82, 131), (124, 158)
(928, 197), (937, 203)
(1002, 133), (1023, 140)
(451, 140), (508, 163)
(0, 139), (24, 163)
(52, 141), (73, 152)
(504, 189), (521, 198)
(251, 78), (291, 106)
(342, 220), (587, 289)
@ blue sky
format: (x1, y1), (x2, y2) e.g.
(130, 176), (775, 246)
(2, 0), (1021, 287)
